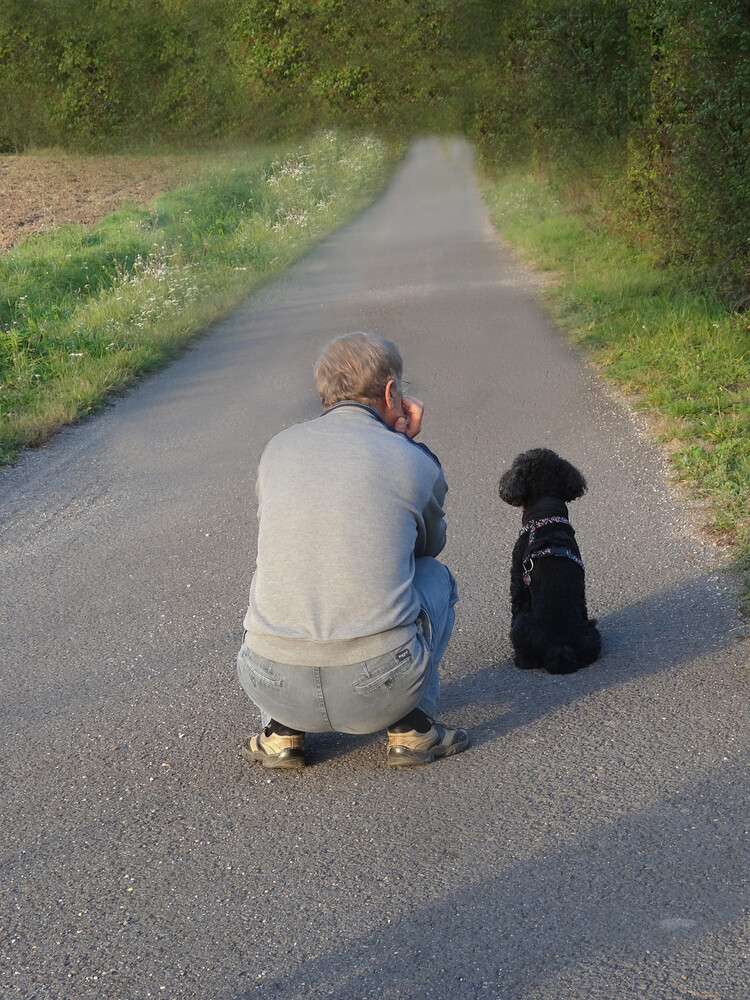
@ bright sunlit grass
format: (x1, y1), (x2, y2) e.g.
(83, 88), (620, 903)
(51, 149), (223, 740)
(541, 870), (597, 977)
(482, 169), (750, 592)
(0, 131), (397, 462)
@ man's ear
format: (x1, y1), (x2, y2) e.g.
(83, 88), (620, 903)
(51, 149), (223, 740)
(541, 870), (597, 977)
(384, 378), (398, 410)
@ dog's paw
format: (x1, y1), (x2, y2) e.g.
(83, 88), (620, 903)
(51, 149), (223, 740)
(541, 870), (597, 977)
(543, 644), (582, 674)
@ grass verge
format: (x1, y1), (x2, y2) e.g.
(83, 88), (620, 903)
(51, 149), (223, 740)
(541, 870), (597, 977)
(0, 131), (397, 463)
(481, 167), (750, 603)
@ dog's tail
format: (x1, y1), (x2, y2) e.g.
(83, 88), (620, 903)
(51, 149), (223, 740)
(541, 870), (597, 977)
(544, 644), (580, 675)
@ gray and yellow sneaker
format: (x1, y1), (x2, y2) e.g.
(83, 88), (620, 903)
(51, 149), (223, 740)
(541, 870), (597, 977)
(386, 717), (469, 767)
(240, 726), (306, 770)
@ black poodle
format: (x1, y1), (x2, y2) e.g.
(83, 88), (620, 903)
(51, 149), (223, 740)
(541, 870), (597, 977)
(498, 448), (601, 674)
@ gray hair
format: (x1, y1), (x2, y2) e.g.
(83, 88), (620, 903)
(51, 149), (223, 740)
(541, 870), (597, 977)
(314, 332), (403, 408)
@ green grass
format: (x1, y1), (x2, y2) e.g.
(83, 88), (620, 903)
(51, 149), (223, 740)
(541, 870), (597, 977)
(481, 169), (750, 599)
(0, 131), (397, 462)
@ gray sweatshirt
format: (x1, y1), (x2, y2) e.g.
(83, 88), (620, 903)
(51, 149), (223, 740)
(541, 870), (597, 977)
(243, 402), (448, 666)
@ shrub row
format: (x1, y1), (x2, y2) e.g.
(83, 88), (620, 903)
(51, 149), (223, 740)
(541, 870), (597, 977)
(2, 2), (748, 303)
(470, 1), (750, 307)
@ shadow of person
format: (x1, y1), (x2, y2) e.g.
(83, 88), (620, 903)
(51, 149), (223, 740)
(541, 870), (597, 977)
(232, 755), (750, 1000)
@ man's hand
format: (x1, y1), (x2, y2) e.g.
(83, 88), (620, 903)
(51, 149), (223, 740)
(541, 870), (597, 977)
(394, 396), (424, 439)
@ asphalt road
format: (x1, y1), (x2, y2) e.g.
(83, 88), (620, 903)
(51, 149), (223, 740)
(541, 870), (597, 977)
(1, 138), (748, 1000)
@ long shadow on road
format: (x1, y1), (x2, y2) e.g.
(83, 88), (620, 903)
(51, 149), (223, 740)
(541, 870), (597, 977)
(233, 762), (748, 1000)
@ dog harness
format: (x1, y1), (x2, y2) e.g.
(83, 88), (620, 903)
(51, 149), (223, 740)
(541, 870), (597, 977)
(519, 516), (585, 586)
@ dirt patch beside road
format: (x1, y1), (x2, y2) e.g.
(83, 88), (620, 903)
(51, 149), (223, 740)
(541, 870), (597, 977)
(0, 152), (216, 251)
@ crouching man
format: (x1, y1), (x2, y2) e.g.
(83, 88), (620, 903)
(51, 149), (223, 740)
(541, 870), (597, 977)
(237, 332), (468, 768)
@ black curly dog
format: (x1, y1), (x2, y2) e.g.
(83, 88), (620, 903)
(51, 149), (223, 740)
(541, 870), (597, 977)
(498, 448), (601, 674)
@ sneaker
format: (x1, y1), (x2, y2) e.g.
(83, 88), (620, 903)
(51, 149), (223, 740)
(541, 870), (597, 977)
(240, 727), (306, 770)
(386, 719), (469, 767)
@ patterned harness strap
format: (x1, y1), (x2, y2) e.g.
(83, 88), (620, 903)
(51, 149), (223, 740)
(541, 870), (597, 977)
(519, 516), (585, 586)
(519, 515), (570, 546)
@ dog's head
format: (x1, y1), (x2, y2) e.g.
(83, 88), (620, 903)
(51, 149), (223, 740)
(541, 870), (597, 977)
(498, 448), (587, 508)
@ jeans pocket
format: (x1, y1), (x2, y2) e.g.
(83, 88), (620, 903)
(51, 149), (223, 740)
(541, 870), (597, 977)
(237, 646), (284, 689)
(416, 608), (433, 647)
(352, 643), (422, 696)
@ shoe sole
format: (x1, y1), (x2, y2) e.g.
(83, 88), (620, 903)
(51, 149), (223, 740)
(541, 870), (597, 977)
(240, 745), (305, 770)
(386, 732), (469, 767)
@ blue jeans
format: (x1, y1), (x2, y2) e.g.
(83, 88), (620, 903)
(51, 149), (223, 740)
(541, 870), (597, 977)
(237, 557), (458, 734)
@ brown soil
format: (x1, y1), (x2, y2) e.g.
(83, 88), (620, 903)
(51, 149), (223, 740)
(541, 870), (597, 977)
(0, 152), (215, 251)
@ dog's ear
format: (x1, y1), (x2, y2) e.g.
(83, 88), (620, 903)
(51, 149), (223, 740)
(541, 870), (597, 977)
(561, 460), (587, 501)
(498, 463), (527, 507)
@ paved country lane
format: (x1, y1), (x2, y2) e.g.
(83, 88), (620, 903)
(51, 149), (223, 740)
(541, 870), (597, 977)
(1, 138), (747, 1000)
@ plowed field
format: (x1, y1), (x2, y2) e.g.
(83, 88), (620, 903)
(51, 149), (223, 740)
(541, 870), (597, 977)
(0, 152), (212, 251)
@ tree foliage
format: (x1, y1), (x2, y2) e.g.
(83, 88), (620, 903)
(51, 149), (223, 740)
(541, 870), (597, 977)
(0, 0), (748, 302)
(0, 0), (237, 149)
(632, 1), (750, 302)
(470, 0), (750, 305)
(0, 0), (468, 148)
